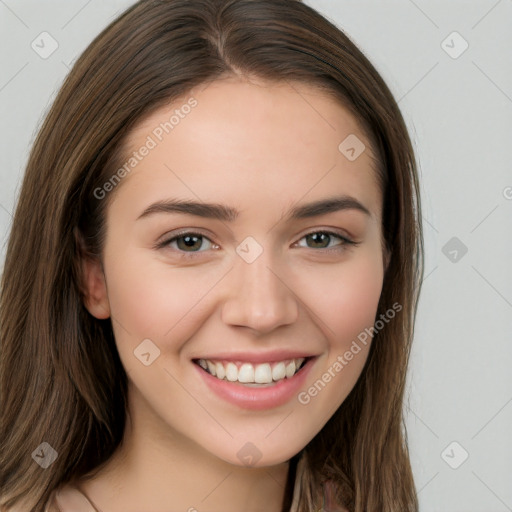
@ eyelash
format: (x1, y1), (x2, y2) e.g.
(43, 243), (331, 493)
(155, 229), (360, 259)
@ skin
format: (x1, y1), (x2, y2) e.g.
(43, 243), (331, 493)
(78, 76), (389, 512)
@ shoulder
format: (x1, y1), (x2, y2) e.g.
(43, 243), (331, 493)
(45, 483), (97, 512)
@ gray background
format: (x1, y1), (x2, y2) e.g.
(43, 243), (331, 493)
(1, 1), (511, 510)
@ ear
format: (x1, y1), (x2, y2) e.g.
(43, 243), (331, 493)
(81, 256), (111, 319)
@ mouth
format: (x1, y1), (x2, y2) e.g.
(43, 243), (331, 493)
(193, 357), (311, 387)
(192, 354), (317, 410)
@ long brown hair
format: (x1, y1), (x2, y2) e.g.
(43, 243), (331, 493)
(0, 1), (423, 510)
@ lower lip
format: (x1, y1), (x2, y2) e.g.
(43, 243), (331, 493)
(193, 358), (316, 411)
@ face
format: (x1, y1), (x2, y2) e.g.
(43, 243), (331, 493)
(84, 76), (388, 468)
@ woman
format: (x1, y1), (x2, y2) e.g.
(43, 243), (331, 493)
(0, 1), (424, 511)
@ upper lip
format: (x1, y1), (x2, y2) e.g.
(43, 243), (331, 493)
(192, 350), (317, 364)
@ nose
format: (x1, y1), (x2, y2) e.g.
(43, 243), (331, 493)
(220, 248), (299, 335)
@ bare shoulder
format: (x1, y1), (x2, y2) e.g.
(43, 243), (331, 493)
(46, 483), (97, 512)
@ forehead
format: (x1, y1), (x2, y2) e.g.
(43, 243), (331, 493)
(111, 77), (382, 221)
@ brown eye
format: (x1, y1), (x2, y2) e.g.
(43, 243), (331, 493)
(175, 234), (205, 252)
(304, 232), (336, 249)
(158, 231), (217, 255)
(297, 230), (355, 251)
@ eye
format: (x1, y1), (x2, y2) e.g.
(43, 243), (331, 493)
(295, 230), (358, 252)
(157, 231), (218, 256)
(156, 229), (359, 259)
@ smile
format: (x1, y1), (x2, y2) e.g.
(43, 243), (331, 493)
(192, 355), (317, 410)
(195, 357), (308, 386)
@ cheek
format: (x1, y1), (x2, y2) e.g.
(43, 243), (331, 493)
(102, 252), (223, 413)
(291, 249), (383, 422)
(329, 257), (383, 346)
(299, 248), (384, 345)
(102, 248), (228, 356)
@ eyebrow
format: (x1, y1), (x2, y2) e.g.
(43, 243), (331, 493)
(136, 195), (372, 222)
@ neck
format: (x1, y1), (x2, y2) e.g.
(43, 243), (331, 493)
(77, 385), (291, 512)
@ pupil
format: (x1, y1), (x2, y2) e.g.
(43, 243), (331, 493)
(309, 233), (328, 248)
(179, 235), (201, 251)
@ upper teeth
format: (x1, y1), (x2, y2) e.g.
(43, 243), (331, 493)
(197, 358), (306, 384)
